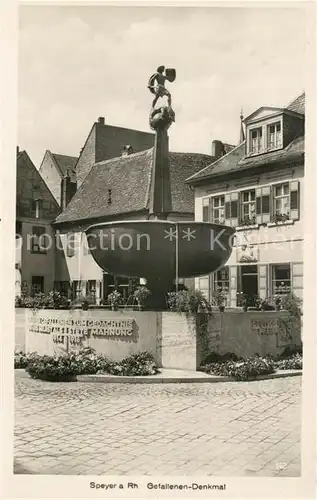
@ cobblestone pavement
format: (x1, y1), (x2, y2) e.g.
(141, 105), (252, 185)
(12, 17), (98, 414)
(14, 377), (301, 477)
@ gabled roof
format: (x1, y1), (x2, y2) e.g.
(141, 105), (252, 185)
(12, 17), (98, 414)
(244, 106), (285, 123)
(285, 92), (305, 115)
(16, 151), (60, 220)
(54, 149), (213, 225)
(52, 153), (78, 180)
(187, 136), (304, 184)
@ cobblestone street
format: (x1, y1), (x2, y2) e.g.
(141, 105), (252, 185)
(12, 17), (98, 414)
(14, 376), (301, 477)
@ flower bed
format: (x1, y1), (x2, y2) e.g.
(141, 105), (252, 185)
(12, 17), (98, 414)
(201, 350), (302, 381)
(15, 348), (158, 382)
(202, 356), (276, 381)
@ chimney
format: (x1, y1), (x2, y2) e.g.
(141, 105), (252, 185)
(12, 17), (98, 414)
(16, 146), (19, 156)
(98, 117), (105, 125)
(61, 170), (77, 210)
(212, 140), (225, 159)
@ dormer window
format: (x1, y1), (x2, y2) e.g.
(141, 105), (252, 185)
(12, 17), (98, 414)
(267, 122), (282, 150)
(249, 127), (263, 154)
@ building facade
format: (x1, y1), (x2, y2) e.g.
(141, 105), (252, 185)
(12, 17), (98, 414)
(15, 149), (61, 297)
(188, 93), (305, 306)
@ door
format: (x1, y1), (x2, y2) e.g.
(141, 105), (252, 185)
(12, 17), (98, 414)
(241, 265), (259, 306)
(31, 276), (44, 296)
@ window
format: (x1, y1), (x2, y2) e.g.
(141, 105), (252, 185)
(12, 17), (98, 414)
(240, 190), (256, 224)
(72, 281), (82, 299)
(31, 226), (47, 254)
(54, 281), (69, 297)
(272, 264), (291, 296)
(267, 122), (282, 150)
(213, 267), (230, 306)
(249, 127), (263, 154)
(211, 196), (225, 224)
(86, 280), (96, 301)
(31, 276), (44, 296)
(214, 266), (229, 292)
(273, 183), (290, 220)
(66, 232), (76, 258)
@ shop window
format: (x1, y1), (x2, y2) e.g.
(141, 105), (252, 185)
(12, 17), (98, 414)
(271, 264), (291, 296)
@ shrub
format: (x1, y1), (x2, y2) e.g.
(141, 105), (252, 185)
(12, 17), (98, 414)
(111, 351), (157, 376)
(203, 356), (276, 381)
(26, 353), (80, 381)
(22, 349), (157, 381)
(280, 293), (302, 319)
(167, 289), (212, 315)
(14, 351), (40, 369)
(275, 353), (302, 370)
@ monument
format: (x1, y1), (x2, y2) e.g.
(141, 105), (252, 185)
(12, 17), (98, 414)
(86, 67), (235, 308)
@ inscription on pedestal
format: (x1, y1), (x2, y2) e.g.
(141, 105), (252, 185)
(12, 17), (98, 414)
(28, 316), (134, 341)
(251, 319), (278, 336)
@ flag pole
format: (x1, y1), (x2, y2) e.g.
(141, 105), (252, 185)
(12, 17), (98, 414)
(175, 222), (179, 293)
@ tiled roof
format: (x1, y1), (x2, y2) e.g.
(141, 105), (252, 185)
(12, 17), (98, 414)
(54, 149), (213, 225)
(52, 153), (78, 179)
(187, 136), (304, 183)
(285, 92), (305, 115)
(187, 143), (245, 182)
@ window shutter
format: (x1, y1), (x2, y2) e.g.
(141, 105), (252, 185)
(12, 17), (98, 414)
(224, 193), (231, 225)
(209, 197), (214, 223)
(229, 266), (237, 307)
(261, 186), (271, 223)
(290, 180), (300, 221)
(255, 186), (271, 224)
(291, 262), (303, 301)
(230, 192), (239, 227)
(259, 264), (268, 299)
(255, 187), (263, 225)
(202, 198), (209, 222)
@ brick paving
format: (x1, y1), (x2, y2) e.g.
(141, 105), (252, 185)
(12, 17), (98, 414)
(14, 376), (301, 477)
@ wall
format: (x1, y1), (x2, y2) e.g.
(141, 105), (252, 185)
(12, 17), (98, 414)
(198, 311), (301, 363)
(25, 308), (161, 364)
(18, 308), (300, 371)
(161, 312), (197, 370)
(21, 221), (56, 295)
(15, 308), (26, 352)
(38, 151), (61, 205)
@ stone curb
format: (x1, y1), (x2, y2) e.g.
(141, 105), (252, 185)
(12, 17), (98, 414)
(15, 368), (302, 383)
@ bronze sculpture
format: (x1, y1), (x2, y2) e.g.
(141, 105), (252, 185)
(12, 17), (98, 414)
(148, 66), (176, 131)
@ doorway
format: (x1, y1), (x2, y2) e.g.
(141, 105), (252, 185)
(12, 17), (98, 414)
(239, 265), (259, 306)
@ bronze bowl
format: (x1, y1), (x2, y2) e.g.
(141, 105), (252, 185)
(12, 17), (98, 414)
(85, 220), (235, 280)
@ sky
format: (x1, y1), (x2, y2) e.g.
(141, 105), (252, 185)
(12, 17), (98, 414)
(18, 5), (307, 168)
